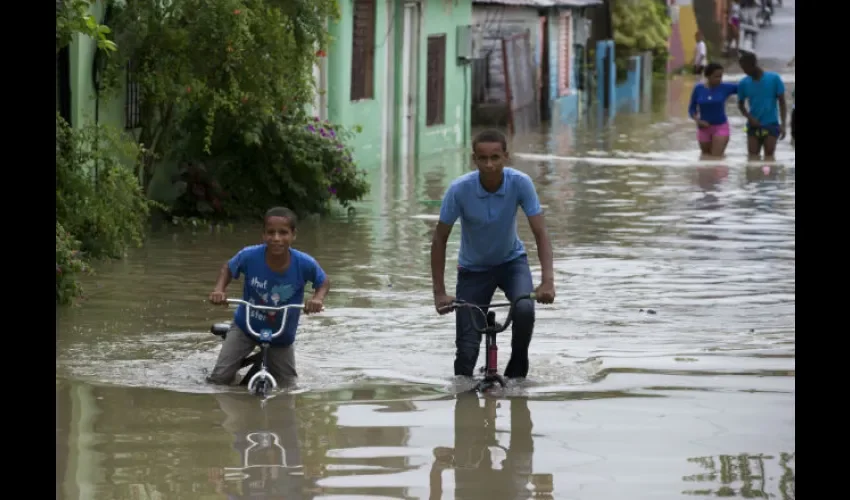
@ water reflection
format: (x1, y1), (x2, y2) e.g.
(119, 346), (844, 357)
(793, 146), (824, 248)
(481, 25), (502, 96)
(212, 393), (307, 498)
(430, 395), (553, 499)
(682, 452), (795, 499)
(57, 76), (793, 499)
(694, 165), (729, 210)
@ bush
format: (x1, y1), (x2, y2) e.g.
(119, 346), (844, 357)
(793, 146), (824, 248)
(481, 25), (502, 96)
(104, 0), (341, 191)
(56, 222), (89, 305)
(56, 114), (151, 260)
(56, 114), (153, 305)
(172, 115), (370, 219)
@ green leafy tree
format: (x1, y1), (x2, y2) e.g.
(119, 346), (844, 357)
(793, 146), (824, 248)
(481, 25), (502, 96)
(103, 0), (341, 190)
(56, 0), (117, 53)
(611, 0), (672, 77)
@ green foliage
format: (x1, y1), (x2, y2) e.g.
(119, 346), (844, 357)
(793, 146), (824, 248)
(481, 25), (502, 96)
(103, 0), (341, 189)
(612, 0), (672, 78)
(56, 114), (151, 260)
(177, 115), (370, 219)
(56, 0), (117, 53)
(56, 222), (90, 305)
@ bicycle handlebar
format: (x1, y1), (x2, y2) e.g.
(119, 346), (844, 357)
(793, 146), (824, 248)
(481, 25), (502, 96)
(225, 298), (304, 341)
(448, 293), (536, 334)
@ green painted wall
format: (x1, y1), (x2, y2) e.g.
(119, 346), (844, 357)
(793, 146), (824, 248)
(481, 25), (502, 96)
(414, 0), (472, 157)
(327, 0), (473, 169)
(67, 1), (125, 131)
(326, 1), (393, 167)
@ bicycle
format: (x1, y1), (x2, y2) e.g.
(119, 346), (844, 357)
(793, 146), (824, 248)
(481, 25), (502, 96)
(211, 298), (304, 398)
(443, 293), (536, 393)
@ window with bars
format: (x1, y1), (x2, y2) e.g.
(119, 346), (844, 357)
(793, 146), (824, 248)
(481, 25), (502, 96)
(350, 0), (376, 101)
(125, 59), (141, 129)
(426, 34), (446, 127)
(558, 11), (573, 97)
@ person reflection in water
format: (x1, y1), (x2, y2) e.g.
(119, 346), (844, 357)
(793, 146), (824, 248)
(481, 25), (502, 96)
(209, 393), (309, 499)
(694, 166), (729, 210)
(429, 395), (553, 499)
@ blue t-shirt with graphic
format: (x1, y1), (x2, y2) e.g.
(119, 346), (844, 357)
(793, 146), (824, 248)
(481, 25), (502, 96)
(228, 245), (326, 347)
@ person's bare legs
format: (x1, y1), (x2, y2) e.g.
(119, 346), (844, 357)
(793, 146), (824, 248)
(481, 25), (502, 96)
(747, 136), (762, 160)
(699, 141), (713, 156)
(762, 136), (778, 161)
(711, 135), (730, 157)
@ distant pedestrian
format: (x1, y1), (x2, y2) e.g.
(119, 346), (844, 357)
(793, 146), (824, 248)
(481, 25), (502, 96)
(728, 1), (741, 51)
(737, 52), (788, 160)
(688, 63), (738, 157)
(694, 32), (708, 75)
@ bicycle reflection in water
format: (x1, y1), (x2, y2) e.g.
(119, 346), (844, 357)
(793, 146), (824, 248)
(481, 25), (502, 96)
(429, 394), (554, 500)
(210, 393), (308, 499)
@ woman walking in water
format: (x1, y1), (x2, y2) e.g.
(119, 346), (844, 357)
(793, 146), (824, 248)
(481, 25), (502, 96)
(688, 62), (739, 158)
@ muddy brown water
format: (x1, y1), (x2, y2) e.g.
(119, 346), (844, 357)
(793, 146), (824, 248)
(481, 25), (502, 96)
(57, 79), (794, 500)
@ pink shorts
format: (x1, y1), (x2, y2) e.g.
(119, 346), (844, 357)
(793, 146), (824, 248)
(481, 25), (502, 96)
(697, 122), (730, 143)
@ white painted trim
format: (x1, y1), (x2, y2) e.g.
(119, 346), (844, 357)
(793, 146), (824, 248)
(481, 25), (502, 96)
(381, 0), (396, 170)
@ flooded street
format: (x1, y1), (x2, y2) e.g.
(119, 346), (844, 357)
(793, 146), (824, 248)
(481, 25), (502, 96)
(57, 77), (795, 500)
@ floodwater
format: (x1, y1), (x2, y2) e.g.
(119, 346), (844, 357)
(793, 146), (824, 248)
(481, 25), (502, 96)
(57, 76), (795, 500)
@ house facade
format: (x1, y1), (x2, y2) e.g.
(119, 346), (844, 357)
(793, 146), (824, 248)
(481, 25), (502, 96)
(61, 0), (475, 171)
(320, 0), (475, 170)
(470, 0), (602, 128)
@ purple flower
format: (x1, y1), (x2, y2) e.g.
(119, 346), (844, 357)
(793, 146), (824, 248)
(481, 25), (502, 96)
(329, 129), (336, 138)
(313, 116), (320, 121)
(328, 186), (337, 194)
(307, 125), (315, 132)
(336, 143), (343, 149)
(320, 128), (327, 137)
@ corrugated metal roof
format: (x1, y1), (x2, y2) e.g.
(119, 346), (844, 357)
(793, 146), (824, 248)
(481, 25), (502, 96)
(473, 0), (603, 7)
(551, 0), (604, 6)
(473, 0), (556, 6)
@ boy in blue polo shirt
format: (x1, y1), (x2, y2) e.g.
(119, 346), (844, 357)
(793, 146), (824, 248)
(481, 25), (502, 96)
(207, 207), (330, 386)
(430, 129), (556, 380)
(737, 52), (788, 160)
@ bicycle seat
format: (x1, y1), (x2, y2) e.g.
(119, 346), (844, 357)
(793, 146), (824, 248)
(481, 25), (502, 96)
(211, 322), (231, 337)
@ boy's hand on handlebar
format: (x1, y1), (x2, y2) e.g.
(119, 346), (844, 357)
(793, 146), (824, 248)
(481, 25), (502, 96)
(209, 290), (227, 305)
(304, 298), (324, 314)
(534, 282), (556, 304)
(434, 293), (455, 315)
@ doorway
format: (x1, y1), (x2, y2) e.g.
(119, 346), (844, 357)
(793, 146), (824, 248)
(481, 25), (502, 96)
(57, 46), (72, 126)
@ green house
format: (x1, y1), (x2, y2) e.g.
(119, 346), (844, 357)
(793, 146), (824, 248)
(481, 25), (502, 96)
(313, 0), (475, 169)
(58, 0), (475, 171)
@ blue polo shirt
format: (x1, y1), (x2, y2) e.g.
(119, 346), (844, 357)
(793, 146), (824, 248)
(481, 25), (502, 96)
(738, 71), (786, 126)
(439, 168), (543, 271)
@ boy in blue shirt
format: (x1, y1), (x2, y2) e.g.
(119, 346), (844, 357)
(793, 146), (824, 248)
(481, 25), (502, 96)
(207, 207), (330, 386)
(737, 52), (788, 160)
(431, 129), (556, 380)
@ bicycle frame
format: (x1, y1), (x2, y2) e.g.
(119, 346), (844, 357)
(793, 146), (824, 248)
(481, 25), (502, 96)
(222, 298), (304, 397)
(447, 293), (535, 393)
